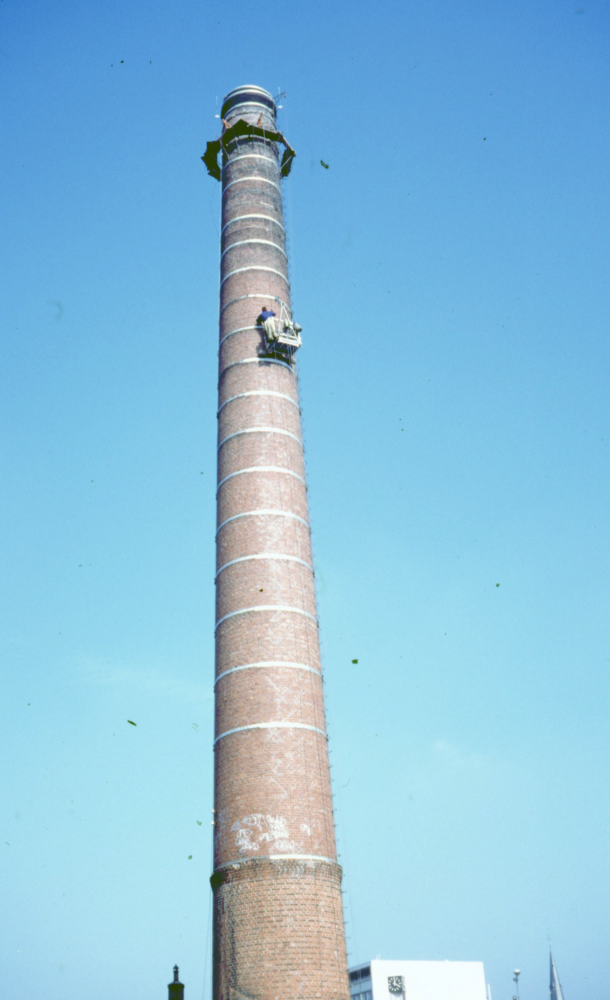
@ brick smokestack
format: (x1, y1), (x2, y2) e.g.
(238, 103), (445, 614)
(207, 85), (350, 1000)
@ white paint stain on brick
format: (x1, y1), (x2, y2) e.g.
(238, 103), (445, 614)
(230, 813), (311, 853)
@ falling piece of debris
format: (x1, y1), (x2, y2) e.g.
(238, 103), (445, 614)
(351, 658), (358, 664)
(127, 720), (137, 726)
(320, 160), (329, 169)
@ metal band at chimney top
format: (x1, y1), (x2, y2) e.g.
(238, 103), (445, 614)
(204, 85), (350, 1000)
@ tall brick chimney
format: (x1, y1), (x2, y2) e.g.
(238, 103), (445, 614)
(204, 85), (350, 1000)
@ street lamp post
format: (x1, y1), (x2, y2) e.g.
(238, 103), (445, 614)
(513, 970), (521, 1000)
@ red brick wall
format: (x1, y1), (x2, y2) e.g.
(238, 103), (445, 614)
(212, 87), (349, 1000)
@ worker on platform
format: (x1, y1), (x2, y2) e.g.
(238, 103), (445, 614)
(257, 305), (277, 342)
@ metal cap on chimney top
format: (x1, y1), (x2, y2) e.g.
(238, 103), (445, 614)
(221, 84), (276, 127)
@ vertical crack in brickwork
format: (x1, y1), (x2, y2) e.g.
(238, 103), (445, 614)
(211, 86), (350, 1000)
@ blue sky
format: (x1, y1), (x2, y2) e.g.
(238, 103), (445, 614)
(2, 1), (609, 998)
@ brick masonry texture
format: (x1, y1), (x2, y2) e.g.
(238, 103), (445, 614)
(218, 432), (306, 482)
(217, 473), (310, 528)
(212, 860), (347, 1000)
(211, 87), (349, 1000)
(215, 611), (321, 672)
(216, 516), (312, 569)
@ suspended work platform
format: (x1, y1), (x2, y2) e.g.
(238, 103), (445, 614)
(257, 300), (302, 361)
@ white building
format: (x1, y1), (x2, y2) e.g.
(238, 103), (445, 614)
(349, 960), (489, 1000)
